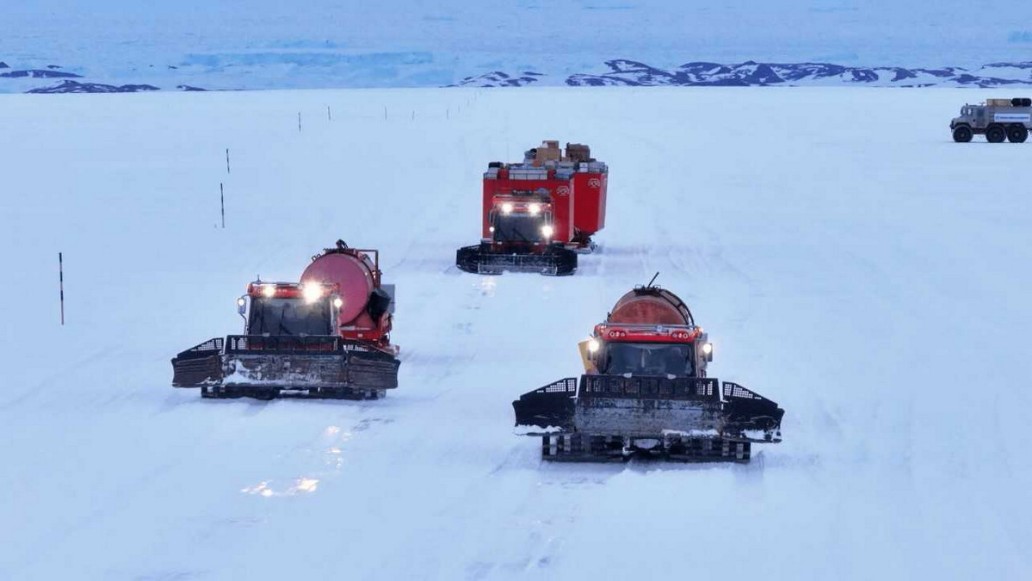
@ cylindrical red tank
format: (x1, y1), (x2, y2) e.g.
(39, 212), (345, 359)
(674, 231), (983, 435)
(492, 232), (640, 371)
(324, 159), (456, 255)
(608, 288), (693, 326)
(300, 251), (376, 326)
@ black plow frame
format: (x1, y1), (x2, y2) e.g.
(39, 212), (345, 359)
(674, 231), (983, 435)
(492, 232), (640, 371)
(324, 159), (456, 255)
(513, 374), (784, 462)
(171, 335), (400, 400)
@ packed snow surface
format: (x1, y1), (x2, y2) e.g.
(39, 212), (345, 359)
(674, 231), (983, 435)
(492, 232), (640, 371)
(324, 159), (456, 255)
(1, 87), (1030, 579)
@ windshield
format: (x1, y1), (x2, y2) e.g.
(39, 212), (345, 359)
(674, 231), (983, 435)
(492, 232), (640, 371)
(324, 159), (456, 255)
(492, 212), (547, 243)
(248, 297), (332, 336)
(600, 342), (695, 377)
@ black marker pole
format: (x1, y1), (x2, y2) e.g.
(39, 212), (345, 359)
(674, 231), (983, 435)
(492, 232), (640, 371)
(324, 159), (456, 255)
(59, 252), (65, 325)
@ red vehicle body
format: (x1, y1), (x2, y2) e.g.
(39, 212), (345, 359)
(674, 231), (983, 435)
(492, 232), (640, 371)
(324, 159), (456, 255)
(457, 140), (608, 276)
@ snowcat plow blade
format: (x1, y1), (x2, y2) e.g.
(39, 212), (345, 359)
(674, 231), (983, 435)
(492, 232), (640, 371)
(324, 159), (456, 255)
(171, 336), (400, 400)
(512, 377), (578, 434)
(722, 382), (784, 442)
(514, 375), (725, 436)
(574, 375), (726, 437)
(513, 375), (784, 462)
(456, 244), (577, 276)
(171, 337), (224, 387)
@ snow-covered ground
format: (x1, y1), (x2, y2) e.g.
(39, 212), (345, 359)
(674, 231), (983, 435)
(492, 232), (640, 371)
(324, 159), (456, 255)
(1, 87), (1030, 579)
(4, 0), (1032, 90)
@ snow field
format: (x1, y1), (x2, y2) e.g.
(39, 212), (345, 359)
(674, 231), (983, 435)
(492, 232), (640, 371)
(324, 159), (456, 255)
(0, 87), (1030, 579)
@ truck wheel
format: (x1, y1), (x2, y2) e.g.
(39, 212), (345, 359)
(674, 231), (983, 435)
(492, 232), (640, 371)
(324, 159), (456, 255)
(952, 125), (973, 143)
(1007, 125), (1028, 143)
(986, 125), (1006, 143)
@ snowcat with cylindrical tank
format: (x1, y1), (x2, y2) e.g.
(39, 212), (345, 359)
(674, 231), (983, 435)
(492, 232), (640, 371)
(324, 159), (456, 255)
(171, 240), (400, 399)
(512, 276), (783, 462)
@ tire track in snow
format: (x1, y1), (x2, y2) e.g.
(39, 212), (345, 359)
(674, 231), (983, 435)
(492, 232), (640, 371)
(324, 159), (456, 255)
(0, 346), (116, 410)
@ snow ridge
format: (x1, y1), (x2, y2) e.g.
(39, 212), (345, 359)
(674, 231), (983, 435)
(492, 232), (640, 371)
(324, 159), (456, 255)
(6, 57), (1032, 92)
(457, 59), (1032, 88)
(26, 80), (159, 94)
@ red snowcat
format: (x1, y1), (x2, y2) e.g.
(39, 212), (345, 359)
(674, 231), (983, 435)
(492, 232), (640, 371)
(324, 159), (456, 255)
(513, 276), (784, 462)
(171, 241), (400, 399)
(456, 140), (608, 276)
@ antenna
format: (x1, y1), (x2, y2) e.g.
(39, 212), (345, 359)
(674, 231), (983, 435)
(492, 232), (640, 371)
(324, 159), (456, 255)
(646, 272), (660, 289)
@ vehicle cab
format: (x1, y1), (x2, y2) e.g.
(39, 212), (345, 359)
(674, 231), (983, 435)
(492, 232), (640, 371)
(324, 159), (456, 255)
(488, 190), (556, 247)
(951, 104), (984, 129)
(238, 281), (342, 337)
(583, 323), (713, 378)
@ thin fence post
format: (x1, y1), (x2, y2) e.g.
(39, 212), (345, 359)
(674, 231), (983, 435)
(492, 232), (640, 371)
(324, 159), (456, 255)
(327, 106), (332, 121)
(59, 252), (65, 325)
(220, 183), (226, 229)
(298, 112), (302, 133)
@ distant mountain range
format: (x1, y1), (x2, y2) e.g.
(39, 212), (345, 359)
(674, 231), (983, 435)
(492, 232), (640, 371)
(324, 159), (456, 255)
(5, 58), (1032, 92)
(453, 60), (1032, 88)
(25, 80), (162, 94)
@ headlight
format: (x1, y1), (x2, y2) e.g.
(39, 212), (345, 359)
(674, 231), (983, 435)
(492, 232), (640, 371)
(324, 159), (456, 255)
(702, 342), (713, 355)
(261, 284), (276, 298)
(236, 297), (246, 307)
(332, 297), (344, 309)
(489, 226), (495, 233)
(528, 203), (541, 215)
(501, 202), (514, 214)
(302, 284), (324, 303)
(587, 338), (600, 353)
(541, 225), (554, 238)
